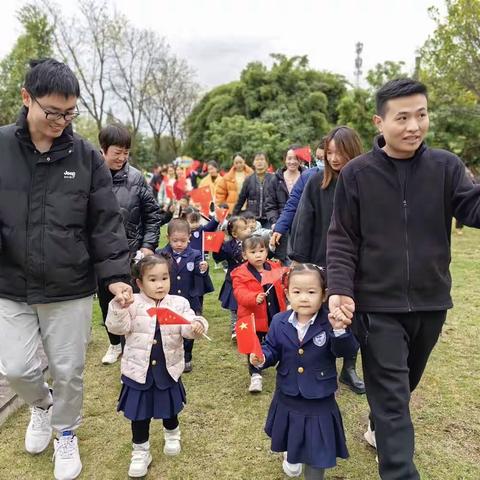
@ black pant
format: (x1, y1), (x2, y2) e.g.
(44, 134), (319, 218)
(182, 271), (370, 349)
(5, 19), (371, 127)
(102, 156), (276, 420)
(97, 283), (123, 346)
(131, 416), (179, 444)
(356, 311), (446, 480)
(184, 303), (203, 363)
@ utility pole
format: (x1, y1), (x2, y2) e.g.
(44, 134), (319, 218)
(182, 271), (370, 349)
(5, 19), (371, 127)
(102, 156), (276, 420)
(355, 42), (364, 88)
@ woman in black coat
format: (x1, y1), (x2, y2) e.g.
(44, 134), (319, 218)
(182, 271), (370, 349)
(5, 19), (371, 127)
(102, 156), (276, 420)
(290, 126), (366, 395)
(264, 146), (304, 263)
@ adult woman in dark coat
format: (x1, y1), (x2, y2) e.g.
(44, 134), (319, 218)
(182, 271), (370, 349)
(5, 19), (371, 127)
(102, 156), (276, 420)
(98, 124), (164, 365)
(265, 146), (304, 263)
(290, 126), (366, 394)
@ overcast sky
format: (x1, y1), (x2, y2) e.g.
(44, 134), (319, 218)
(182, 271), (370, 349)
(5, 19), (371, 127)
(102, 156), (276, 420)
(1, 0), (444, 90)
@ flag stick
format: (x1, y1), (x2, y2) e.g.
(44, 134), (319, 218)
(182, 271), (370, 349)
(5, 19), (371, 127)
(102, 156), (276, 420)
(264, 283), (275, 295)
(201, 230), (205, 261)
(202, 332), (212, 341)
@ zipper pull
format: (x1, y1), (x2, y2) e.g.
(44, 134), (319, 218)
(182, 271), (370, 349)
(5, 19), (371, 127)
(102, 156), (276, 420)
(403, 200), (407, 208)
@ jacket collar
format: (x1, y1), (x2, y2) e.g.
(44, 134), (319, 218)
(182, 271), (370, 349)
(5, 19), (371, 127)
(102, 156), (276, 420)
(279, 308), (329, 346)
(373, 134), (427, 164)
(246, 261), (271, 282)
(112, 162), (129, 183)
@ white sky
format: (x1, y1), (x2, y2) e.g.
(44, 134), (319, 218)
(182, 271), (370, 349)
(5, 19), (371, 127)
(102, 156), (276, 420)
(1, 0), (444, 90)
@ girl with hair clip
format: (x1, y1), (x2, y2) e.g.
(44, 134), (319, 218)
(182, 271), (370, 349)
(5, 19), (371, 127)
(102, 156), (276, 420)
(250, 263), (358, 479)
(289, 126), (366, 396)
(212, 216), (250, 339)
(231, 235), (287, 393)
(106, 254), (208, 478)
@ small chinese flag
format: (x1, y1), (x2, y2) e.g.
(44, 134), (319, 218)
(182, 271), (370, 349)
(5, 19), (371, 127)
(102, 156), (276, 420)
(165, 184), (174, 200)
(294, 146), (311, 163)
(261, 266), (289, 286)
(203, 231), (225, 252)
(236, 314), (263, 357)
(190, 186), (212, 204)
(147, 307), (190, 325)
(215, 206), (229, 224)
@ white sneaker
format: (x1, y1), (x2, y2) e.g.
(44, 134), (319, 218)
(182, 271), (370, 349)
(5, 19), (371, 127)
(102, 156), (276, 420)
(364, 422), (377, 449)
(128, 441), (152, 477)
(102, 344), (122, 365)
(53, 432), (82, 480)
(163, 427), (181, 455)
(25, 405), (53, 454)
(282, 452), (302, 477)
(248, 373), (263, 393)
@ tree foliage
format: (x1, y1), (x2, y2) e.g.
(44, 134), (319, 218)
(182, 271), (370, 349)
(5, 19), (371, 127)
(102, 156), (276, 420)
(0, 4), (53, 125)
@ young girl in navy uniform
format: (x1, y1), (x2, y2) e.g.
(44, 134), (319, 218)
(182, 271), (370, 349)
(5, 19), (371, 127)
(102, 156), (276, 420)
(212, 216), (250, 339)
(231, 236), (287, 393)
(156, 219), (209, 372)
(250, 263), (358, 480)
(106, 254), (208, 478)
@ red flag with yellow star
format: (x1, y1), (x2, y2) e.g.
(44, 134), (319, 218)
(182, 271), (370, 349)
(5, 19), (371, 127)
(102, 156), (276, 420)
(235, 314), (263, 357)
(147, 307), (191, 325)
(203, 231), (225, 252)
(261, 266), (289, 286)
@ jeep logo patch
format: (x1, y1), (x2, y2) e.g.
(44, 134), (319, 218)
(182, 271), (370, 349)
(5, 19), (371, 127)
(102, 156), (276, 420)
(64, 170), (76, 179)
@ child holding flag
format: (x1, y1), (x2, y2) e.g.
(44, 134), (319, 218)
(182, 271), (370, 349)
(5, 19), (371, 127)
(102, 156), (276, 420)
(212, 216), (251, 340)
(231, 236), (287, 393)
(156, 219), (209, 372)
(250, 263), (358, 479)
(106, 254), (208, 478)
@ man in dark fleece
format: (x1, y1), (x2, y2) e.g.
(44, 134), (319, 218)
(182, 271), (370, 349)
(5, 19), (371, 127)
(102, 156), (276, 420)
(327, 78), (480, 480)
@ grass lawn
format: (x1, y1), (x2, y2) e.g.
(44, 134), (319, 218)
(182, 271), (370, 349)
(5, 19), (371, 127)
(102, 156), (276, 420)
(0, 228), (479, 479)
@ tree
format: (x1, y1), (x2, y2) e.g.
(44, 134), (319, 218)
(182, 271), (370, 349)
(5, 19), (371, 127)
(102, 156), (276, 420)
(183, 54), (346, 165)
(0, 4), (53, 125)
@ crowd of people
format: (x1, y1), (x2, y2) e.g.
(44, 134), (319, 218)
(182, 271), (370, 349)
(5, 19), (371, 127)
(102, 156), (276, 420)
(1, 58), (480, 480)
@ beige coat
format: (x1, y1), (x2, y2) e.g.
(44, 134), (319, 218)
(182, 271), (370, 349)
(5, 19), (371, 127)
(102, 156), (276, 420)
(215, 165), (253, 213)
(106, 293), (208, 384)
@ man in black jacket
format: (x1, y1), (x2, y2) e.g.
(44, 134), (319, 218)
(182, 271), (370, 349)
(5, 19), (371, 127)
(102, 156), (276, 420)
(0, 59), (132, 480)
(327, 79), (480, 480)
(97, 124), (166, 365)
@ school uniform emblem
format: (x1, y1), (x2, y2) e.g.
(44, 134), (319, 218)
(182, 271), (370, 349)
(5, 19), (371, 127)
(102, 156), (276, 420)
(186, 262), (194, 271)
(193, 231), (199, 238)
(313, 332), (327, 347)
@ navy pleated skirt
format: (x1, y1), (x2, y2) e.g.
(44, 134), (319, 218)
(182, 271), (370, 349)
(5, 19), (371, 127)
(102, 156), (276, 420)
(265, 390), (348, 469)
(118, 380), (186, 421)
(219, 279), (237, 311)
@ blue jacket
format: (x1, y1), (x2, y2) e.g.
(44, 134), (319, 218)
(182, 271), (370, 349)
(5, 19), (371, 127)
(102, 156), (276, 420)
(189, 218), (219, 251)
(261, 308), (359, 399)
(212, 239), (244, 281)
(273, 167), (320, 235)
(156, 244), (205, 313)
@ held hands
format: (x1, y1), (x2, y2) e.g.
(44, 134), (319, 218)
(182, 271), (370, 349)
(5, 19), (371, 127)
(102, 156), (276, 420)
(191, 320), (205, 337)
(140, 248), (154, 256)
(249, 353), (265, 367)
(328, 295), (355, 328)
(108, 282), (134, 308)
(256, 292), (267, 304)
(199, 261), (209, 273)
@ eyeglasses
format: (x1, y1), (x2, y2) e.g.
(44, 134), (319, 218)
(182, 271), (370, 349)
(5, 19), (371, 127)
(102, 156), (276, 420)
(30, 94), (80, 122)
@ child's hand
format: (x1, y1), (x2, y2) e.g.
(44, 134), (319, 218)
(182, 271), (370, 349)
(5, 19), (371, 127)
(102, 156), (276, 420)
(191, 320), (205, 337)
(249, 353), (265, 366)
(328, 306), (350, 329)
(199, 261), (209, 273)
(256, 292), (266, 304)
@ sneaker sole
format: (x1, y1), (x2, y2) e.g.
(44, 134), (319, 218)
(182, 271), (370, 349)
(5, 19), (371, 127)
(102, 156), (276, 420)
(164, 447), (181, 456)
(54, 460), (82, 480)
(128, 457), (152, 478)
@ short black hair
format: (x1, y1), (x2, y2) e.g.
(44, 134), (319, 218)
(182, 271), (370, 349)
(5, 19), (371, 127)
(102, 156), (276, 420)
(376, 78), (428, 117)
(242, 235), (269, 252)
(226, 216), (247, 237)
(24, 58), (80, 99)
(167, 218), (191, 236)
(98, 124), (132, 152)
(131, 253), (172, 280)
(239, 211), (255, 221)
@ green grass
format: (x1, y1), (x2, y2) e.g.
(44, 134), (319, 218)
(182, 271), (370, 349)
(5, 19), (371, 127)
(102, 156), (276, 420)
(0, 229), (479, 479)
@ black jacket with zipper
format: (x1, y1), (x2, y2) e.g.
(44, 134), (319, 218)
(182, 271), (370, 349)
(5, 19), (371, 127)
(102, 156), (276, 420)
(0, 108), (130, 304)
(111, 163), (162, 253)
(327, 135), (480, 313)
(232, 172), (273, 220)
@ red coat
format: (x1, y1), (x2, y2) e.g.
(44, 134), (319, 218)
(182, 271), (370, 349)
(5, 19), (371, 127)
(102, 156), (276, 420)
(231, 261), (287, 332)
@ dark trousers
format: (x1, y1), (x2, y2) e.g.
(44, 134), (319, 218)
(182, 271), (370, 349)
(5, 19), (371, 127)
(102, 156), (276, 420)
(184, 302), (203, 363)
(97, 283), (123, 346)
(356, 311), (446, 480)
(247, 332), (266, 375)
(131, 415), (179, 444)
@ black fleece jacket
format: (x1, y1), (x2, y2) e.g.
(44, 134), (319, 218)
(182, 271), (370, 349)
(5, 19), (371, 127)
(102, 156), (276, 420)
(327, 135), (480, 313)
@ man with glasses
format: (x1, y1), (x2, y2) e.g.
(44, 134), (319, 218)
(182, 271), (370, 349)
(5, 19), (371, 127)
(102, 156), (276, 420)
(0, 58), (132, 480)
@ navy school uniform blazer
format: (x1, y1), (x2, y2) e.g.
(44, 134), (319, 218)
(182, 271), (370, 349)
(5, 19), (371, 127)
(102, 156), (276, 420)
(156, 244), (205, 313)
(189, 218), (219, 252)
(212, 238), (244, 281)
(261, 307), (359, 399)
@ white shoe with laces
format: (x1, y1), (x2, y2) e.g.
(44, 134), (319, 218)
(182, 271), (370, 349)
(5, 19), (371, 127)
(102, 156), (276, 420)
(248, 373), (263, 393)
(25, 405), (53, 454)
(53, 431), (82, 480)
(282, 452), (302, 477)
(128, 441), (152, 477)
(364, 422), (377, 449)
(163, 427), (181, 455)
(102, 344), (122, 365)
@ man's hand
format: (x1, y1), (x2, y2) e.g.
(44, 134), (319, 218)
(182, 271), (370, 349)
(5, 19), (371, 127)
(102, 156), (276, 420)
(108, 282), (134, 308)
(328, 295), (355, 326)
(270, 231), (282, 248)
(140, 248), (154, 256)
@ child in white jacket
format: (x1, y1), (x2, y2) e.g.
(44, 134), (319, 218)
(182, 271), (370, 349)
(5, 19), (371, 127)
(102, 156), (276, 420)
(106, 253), (208, 478)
